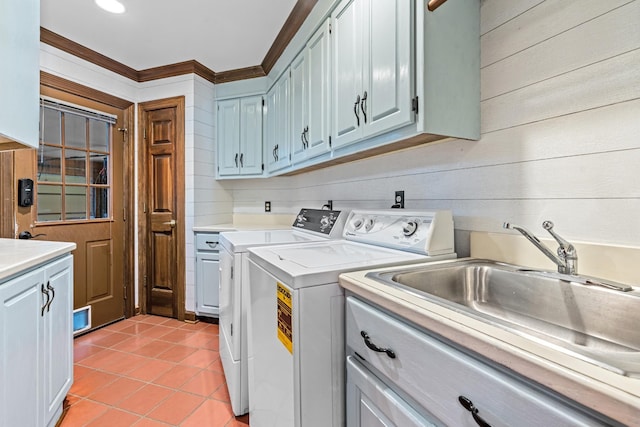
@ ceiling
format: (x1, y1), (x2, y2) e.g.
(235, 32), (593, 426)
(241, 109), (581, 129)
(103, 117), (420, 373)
(40, 0), (298, 73)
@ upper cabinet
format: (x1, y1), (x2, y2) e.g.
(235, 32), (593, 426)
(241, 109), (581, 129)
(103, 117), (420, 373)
(291, 19), (332, 164)
(0, 0), (40, 150)
(217, 96), (263, 177)
(332, 0), (413, 150)
(264, 72), (291, 173)
(216, 0), (479, 178)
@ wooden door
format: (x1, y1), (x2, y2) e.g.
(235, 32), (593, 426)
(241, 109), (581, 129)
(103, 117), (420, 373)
(139, 97), (185, 319)
(14, 86), (128, 330)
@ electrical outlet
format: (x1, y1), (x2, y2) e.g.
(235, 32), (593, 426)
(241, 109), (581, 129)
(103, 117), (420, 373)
(394, 191), (405, 209)
(265, 201), (271, 212)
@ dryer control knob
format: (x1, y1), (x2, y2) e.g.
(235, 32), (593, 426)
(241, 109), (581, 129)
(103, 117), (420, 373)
(403, 221), (418, 237)
(297, 214), (307, 223)
(320, 216), (331, 228)
(352, 217), (364, 230)
(364, 218), (375, 232)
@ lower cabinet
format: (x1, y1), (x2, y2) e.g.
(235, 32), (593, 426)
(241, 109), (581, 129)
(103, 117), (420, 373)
(195, 232), (220, 317)
(346, 296), (612, 427)
(0, 254), (73, 427)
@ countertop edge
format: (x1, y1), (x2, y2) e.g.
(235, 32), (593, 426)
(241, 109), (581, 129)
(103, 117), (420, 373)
(0, 239), (76, 282)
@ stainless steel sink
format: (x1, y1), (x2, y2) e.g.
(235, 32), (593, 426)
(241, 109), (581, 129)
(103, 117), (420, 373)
(367, 259), (640, 376)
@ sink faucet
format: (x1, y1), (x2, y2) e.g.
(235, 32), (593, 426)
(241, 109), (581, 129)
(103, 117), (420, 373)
(503, 221), (578, 275)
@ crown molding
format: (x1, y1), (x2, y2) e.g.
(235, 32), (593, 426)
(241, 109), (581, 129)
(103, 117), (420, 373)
(40, 0), (316, 85)
(40, 71), (133, 110)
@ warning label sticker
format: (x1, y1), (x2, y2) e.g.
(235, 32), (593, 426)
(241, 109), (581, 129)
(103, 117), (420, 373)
(277, 282), (293, 354)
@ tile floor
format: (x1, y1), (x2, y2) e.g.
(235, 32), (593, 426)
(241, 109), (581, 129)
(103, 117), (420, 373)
(61, 315), (250, 427)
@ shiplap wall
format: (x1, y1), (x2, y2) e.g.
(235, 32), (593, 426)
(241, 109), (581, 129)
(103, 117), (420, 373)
(225, 0), (640, 254)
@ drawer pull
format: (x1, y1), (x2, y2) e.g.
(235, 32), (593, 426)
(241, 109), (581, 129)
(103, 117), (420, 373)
(458, 396), (492, 427)
(360, 331), (396, 359)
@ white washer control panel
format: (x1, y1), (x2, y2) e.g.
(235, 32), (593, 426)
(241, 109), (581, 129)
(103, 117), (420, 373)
(343, 210), (455, 256)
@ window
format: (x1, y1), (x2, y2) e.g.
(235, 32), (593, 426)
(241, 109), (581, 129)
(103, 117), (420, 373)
(37, 99), (116, 222)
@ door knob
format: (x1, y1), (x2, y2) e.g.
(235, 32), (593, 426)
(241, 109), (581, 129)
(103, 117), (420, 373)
(163, 219), (176, 228)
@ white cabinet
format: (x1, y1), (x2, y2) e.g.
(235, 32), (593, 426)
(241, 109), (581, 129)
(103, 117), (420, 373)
(0, 255), (73, 427)
(346, 296), (610, 427)
(332, 0), (413, 150)
(291, 19), (331, 164)
(217, 96), (263, 177)
(264, 72), (291, 173)
(195, 233), (220, 317)
(0, 0), (40, 150)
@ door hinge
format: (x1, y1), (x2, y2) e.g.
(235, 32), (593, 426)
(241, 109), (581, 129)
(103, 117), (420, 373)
(329, 23), (332, 34)
(262, 163), (264, 171)
(230, 266), (234, 279)
(262, 98), (265, 107)
(143, 128), (147, 140)
(329, 135), (332, 148)
(412, 96), (419, 115)
(143, 275), (147, 287)
(123, 286), (127, 300)
(143, 202), (147, 213)
(231, 323), (233, 336)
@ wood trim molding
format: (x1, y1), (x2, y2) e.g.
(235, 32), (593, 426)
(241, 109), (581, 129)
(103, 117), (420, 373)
(261, 0), (318, 74)
(214, 66), (267, 84)
(41, 27), (138, 81)
(40, 71), (133, 110)
(0, 152), (14, 238)
(40, 0), (317, 85)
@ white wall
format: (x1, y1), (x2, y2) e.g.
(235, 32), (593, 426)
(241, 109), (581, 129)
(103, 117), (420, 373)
(225, 0), (640, 257)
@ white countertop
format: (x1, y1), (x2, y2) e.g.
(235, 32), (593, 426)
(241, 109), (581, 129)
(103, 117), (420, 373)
(0, 238), (76, 282)
(339, 259), (640, 426)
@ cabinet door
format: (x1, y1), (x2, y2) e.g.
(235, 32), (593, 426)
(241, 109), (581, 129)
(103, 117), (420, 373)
(0, 0), (39, 149)
(43, 256), (73, 425)
(239, 96), (264, 175)
(196, 253), (220, 316)
(305, 19), (332, 160)
(361, 0), (414, 139)
(0, 268), (45, 427)
(347, 356), (437, 427)
(290, 54), (307, 164)
(265, 73), (291, 173)
(217, 99), (241, 176)
(331, 0), (364, 149)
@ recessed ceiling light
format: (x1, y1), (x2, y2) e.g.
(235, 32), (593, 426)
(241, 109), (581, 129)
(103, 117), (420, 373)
(95, 0), (125, 14)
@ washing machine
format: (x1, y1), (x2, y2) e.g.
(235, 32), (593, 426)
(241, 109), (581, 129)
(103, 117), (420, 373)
(219, 208), (348, 416)
(246, 209), (457, 427)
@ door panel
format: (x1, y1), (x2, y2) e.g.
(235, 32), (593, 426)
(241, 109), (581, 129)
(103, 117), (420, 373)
(239, 96), (263, 175)
(217, 99), (241, 176)
(146, 106), (179, 317)
(306, 20), (331, 159)
(85, 239), (111, 301)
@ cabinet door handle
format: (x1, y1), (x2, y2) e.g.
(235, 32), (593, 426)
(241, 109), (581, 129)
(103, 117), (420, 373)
(301, 130), (306, 149)
(41, 283), (50, 317)
(235, 153), (239, 167)
(360, 91), (368, 124)
(458, 396), (492, 427)
(46, 282), (55, 312)
(240, 153), (244, 167)
(354, 95), (361, 127)
(360, 331), (396, 358)
(303, 126), (309, 148)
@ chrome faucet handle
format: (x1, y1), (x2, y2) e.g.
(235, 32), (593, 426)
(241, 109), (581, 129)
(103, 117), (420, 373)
(542, 221), (576, 255)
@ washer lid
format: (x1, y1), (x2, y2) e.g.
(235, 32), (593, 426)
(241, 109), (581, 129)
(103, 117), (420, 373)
(220, 229), (324, 252)
(248, 240), (454, 288)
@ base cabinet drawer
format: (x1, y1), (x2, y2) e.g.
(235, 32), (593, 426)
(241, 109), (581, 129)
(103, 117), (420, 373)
(346, 297), (609, 427)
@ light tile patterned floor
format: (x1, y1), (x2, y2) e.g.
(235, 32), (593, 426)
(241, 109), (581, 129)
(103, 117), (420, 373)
(61, 315), (250, 427)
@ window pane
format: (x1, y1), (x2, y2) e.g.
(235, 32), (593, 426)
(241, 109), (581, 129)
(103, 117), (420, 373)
(91, 187), (109, 219)
(37, 184), (62, 222)
(64, 114), (87, 149)
(65, 149), (87, 184)
(38, 146), (62, 182)
(90, 154), (108, 184)
(89, 119), (110, 152)
(65, 186), (87, 220)
(41, 108), (61, 145)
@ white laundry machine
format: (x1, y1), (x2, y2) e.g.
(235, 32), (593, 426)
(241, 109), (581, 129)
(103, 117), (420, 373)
(246, 209), (457, 427)
(218, 209), (348, 416)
